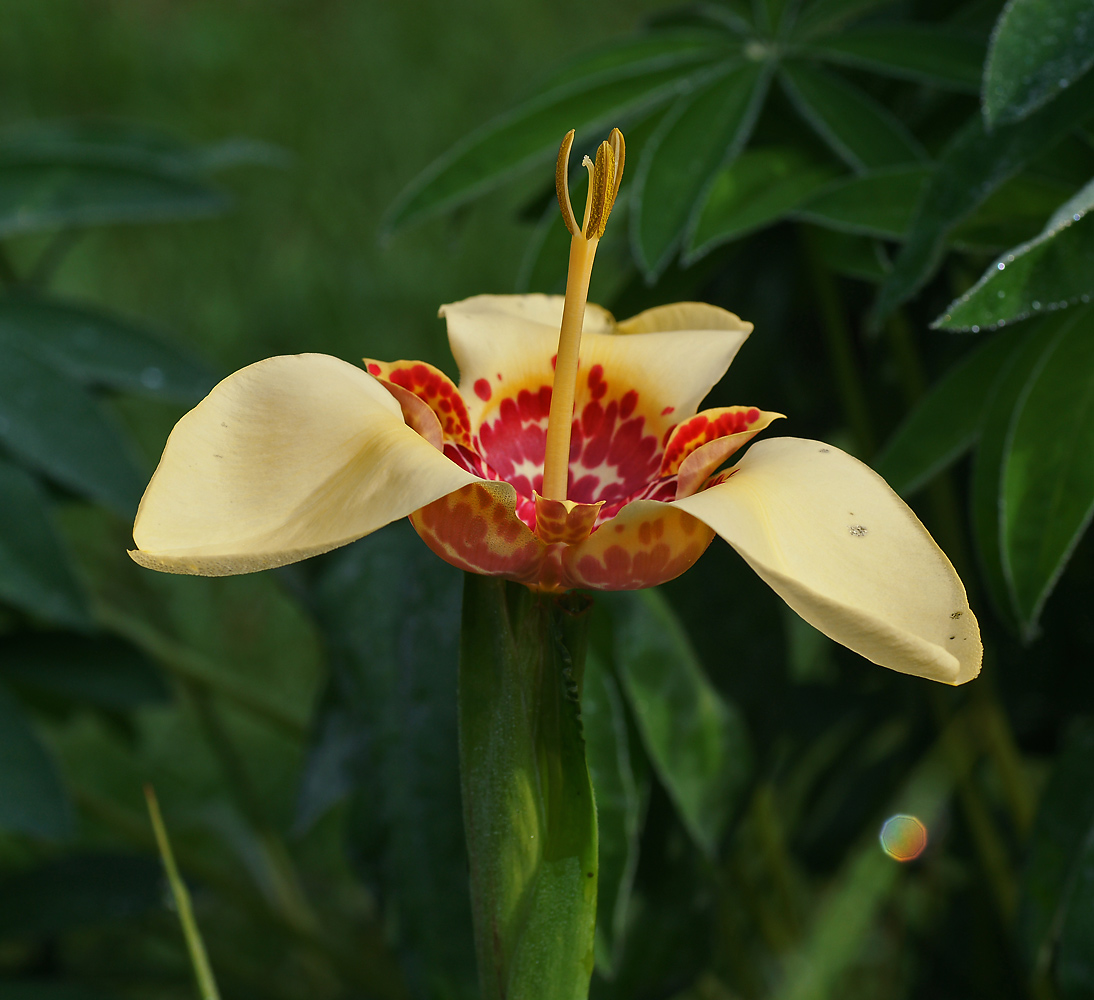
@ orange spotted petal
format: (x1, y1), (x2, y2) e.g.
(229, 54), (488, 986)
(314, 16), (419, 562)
(375, 378), (444, 451)
(363, 358), (472, 448)
(661, 406), (782, 476)
(671, 410), (785, 499)
(410, 480), (547, 586)
(560, 499), (715, 591)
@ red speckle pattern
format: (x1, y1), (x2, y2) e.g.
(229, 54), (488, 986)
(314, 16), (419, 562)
(368, 354), (768, 591)
(364, 358), (472, 448)
(661, 407), (761, 476)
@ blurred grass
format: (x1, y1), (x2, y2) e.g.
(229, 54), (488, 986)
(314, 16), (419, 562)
(0, 0), (666, 378)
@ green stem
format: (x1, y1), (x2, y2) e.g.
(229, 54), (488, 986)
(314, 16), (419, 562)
(458, 575), (598, 1000)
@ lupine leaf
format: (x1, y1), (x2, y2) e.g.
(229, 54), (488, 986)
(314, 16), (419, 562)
(1000, 304), (1094, 638)
(779, 62), (926, 173)
(791, 0), (900, 40)
(686, 146), (840, 261)
(299, 523), (476, 998)
(0, 457), (91, 628)
(0, 296), (216, 403)
(983, 0), (1094, 127)
(808, 25), (985, 92)
(1019, 722), (1094, 983)
(969, 317), (1061, 628)
(632, 61), (770, 278)
(872, 72), (1094, 324)
(383, 34), (736, 233)
(600, 589), (752, 856)
(793, 165), (930, 238)
(873, 325), (1025, 497)
(936, 178), (1094, 330)
(0, 682), (73, 838)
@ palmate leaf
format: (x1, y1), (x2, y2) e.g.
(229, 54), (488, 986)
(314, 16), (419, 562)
(0, 295), (216, 403)
(936, 177), (1094, 330)
(790, 0), (901, 40)
(1000, 303), (1094, 638)
(599, 589), (752, 857)
(0, 333), (146, 515)
(983, 0), (1094, 128)
(872, 71), (1094, 325)
(686, 146), (840, 261)
(779, 62), (926, 173)
(792, 165), (930, 239)
(873, 325), (1025, 498)
(383, 32), (737, 234)
(0, 457), (91, 629)
(631, 60), (771, 278)
(807, 24), (985, 92)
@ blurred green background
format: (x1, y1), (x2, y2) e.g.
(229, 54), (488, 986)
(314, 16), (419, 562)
(2, 0), (1094, 998)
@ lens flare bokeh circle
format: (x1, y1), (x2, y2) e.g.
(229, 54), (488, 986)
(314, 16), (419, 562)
(879, 814), (928, 861)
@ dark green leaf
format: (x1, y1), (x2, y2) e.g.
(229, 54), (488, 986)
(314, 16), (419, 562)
(872, 73), (1094, 324)
(0, 632), (168, 710)
(583, 648), (646, 975)
(459, 575), (596, 1000)
(0, 682), (73, 838)
(300, 523), (476, 998)
(791, 0), (900, 40)
(686, 146), (840, 261)
(0, 984), (121, 1000)
(632, 61), (770, 278)
(811, 228), (891, 282)
(1001, 304), (1094, 637)
(969, 317), (1061, 627)
(600, 589), (751, 856)
(0, 132), (229, 236)
(779, 62), (926, 172)
(873, 326), (1025, 496)
(0, 296), (216, 403)
(383, 34), (735, 233)
(0, 853), (161, 936)
(1019, 721), (1094, 980)
(949, 171), (1081, 254)
(937, 179), (1094, 330)
(793, 164), (930, 238)
(0, 335), (146, 515)
(808, 25), (985, 92)
(0, 457), (91, 628)
(983, 0), (1094, 127)
(1057, 820), (1094, 997)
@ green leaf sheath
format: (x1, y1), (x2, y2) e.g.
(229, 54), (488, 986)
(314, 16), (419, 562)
(0, 681), (73, 838)
(873, 326), (1025, 497)
(1019, 722), (1094, 986)
(937, 178), (1094, 330)
(631, 61), (770, 279)
(983, 0), (1094, 127)
(807, 25), (985, 92)
(384, 34), (735, 233)
(0, 297), (216, 403)
(0, 334), (146, 515)
(599, 589), (751, 857)
(1001, 303), (1094, 638)
(873, 73), (1094, 324)
(459, 576), (597, 1000)
(0, 456), (91, 628)
(779, 63), (926, 173)
(687, 147), (840, 261)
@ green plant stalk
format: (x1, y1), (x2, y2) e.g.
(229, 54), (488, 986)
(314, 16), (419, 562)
(458, 575), (598, 1000)
(144, 785), (223, 1000)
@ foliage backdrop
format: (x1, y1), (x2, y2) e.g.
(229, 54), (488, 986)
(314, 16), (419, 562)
(1, 1), (1093, 999)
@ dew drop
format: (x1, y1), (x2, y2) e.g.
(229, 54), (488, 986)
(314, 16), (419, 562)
(1075, 214), (1083, 222)
(971, 325), (980, 333)
(997, 290), (1006, 298)
(996, 262), (1006, 270)
(1032, 300), (1041, 309)
(1082, 294), (1091, 303)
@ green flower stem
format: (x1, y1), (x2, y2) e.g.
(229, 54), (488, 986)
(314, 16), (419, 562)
(459, 575), (598, 1000)
(145, 785), (222, 1000)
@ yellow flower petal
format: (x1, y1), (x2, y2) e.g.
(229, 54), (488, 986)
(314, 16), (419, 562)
(130, 354), (480, 576)
(674, 438), (982, 684)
